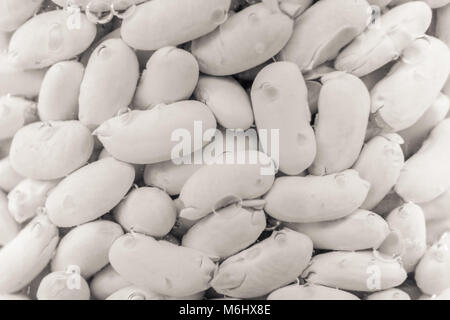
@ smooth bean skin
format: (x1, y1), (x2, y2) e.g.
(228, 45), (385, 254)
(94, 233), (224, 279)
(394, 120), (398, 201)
(109, 233), (217, 297)
(428, 287), (450, 299)
(251, 61), (315, 175)
(98, 148), (144, 182)
(79, 39), (139, 130)
(113, 187), (177, 238)
(9, 121), (94, 180)
(280, 0), (370, 71)
(415, 233), (450, 295)
(36, 271), (90, 300)
(264, 170), (370, 223)
(8, 10), (96, 69)
(95, 101), (217, 165)
(0, 215), (59, 294)
(143, 159), (202, 196)
(420, 189), (450, 221)
(385, 203), (426, 272)
(143, 128), (257, 195)
(38, 61), (84, 121)
(353, 134), (405, 210)
(7, 178), (58, 223)
(390, 0), (450, 9)
(365, 288), (410, 300)
(335, 1), (432, 77)
(134, 47), (199, 110)
(191, 3), (293, 76)
(287, 209), (390, 251)
(303, 251), (407, 292)
(0, 157), (23, 192)
(399, 93), (450, 159)
(182, 203), (266, 259)
(426, 218), (450, 245)
(371, 36), (450, 132)
(396, 119), (450, 203)
(80, 28), (121, 67)
(0, 189), (20, 246)
(268, 284), (360, 300)
(178, 150), (275, 221)
(377, 227), (403, 258)
(310, 72), (370, 175)
(45, 157), (135, 227)
(0, 95), (37, 140)
(51, 220), (124, 278)
(90, 265), (131, 300)
(0, 52), (46, 98)
(0, 0), (44, 32)
(0, 294), (30, 300)
(211, 228), (313, 298)
(121, 0), (231, 50)
(194, 75), (253, 130)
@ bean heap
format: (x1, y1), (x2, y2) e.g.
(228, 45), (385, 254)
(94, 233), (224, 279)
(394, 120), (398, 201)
(0, 0), (449, 301)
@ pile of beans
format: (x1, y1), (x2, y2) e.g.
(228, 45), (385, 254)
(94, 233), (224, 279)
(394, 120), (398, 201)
(0, 0), (450, 300)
